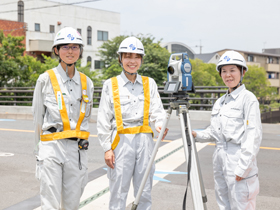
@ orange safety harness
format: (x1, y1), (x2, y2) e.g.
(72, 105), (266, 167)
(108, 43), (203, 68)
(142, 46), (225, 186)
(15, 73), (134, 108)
(40, 69), (90, 141)
(111, 76), (154, 150)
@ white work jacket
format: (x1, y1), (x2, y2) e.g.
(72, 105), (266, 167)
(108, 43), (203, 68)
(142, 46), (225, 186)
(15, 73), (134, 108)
(196, 85), (262, 178)
(32, 64), (94, 154)
(97, 72), (165, 152)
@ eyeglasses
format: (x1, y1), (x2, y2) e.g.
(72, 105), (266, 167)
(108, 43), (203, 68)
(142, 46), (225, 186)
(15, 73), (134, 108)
(61, 45), (80, 51)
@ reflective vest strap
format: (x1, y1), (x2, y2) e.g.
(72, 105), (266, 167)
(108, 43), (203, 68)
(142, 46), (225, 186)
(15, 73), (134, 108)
(47, 69), (71, 131)
(40, 130), (90, 141)
(111, 77), (124, 130)
(111, 126), (154, 150)
(110, 76), (154, 151)
(142, 76), (150, 126)
(75, 72), (87, 131)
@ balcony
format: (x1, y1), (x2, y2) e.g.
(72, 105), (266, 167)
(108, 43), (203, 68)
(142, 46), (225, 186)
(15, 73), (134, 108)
(268, 79), (280, 87)
(247, 62), (260, 67)
(265, 64), (280, 72)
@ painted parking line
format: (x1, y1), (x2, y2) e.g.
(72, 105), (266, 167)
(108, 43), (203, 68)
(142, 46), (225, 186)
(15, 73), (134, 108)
(0, 119), (16, 121)
(0, 128), (279, 150)
(0, 153), (14, 157)
(0, 128), (34, 132)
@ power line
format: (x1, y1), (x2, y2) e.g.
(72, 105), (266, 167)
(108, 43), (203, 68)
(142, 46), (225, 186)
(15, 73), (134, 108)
(0, 0), (100, 14)
(0, 0), (36, 7)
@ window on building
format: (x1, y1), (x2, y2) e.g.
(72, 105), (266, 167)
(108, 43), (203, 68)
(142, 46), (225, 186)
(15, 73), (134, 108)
(276, 58), (279, 64)
(87, 56), (92, 67)
(97, 31), (108, 41)
(18, 1), (24, 22)
(77, 28), (82, 35)
(50, 25), (55, 33)
(87, 26), (92, 45)
(267, 72), (279, 79)
(35, 23), (40, 32)
(267, 57), (273, 64)
(95, 60), (105, 69)
(247, 55), (254, 62)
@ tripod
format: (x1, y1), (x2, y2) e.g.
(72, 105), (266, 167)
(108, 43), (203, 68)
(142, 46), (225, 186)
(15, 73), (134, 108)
(131, 93), (207, 210)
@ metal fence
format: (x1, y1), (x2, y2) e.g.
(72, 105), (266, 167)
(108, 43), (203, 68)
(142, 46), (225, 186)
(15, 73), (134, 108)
(1, 86), (279, 123)
(0, 86), (227, 110)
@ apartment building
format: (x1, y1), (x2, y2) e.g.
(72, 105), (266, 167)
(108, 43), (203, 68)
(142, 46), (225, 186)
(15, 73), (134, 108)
(0, 0), (120, 69)
(216, 49), (280, 95)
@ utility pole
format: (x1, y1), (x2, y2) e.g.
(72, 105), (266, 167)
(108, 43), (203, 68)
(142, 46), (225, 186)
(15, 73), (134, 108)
(195, 40), (203, 54)
(262, 42), (266, 52)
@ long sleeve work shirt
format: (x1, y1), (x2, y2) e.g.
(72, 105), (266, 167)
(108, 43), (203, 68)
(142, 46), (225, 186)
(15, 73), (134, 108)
(32, 64), (94, 154)
(196, 85), (262, 177)
(97, 72), (166, 153)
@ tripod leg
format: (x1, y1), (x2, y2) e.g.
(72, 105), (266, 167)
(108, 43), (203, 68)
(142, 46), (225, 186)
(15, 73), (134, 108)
(186, 112), (208, 209)
(178, 107), (206, 210)
(131, 108), (172, 210)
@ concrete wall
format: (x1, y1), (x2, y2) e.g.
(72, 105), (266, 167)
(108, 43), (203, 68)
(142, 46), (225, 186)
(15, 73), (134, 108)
(0, 106), (212, 123)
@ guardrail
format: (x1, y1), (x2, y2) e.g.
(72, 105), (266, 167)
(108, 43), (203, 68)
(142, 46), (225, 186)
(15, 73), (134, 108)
(0, 86), (227, 110)
(261, 108), (280, 123)
(1, 86), (279, 123)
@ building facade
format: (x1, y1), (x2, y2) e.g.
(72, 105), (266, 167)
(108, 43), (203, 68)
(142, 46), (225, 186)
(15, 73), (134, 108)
(216, 49), (280, 95)
(0, 0), (120, 69)
(0, 19), (27, 45)
(161, 42), (195, 59)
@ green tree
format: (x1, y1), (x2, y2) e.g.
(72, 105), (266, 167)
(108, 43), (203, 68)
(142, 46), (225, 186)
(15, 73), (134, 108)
(190, 59), (224, 86)
(0, 30), (25, 86)
(98, 34), (170, 85)
(243, 65), (277, 101)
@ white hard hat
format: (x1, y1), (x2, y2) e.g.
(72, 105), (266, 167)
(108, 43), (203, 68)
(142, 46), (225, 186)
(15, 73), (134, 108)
(117, 37), (145, 56)
(52, 27), (83, 48)
(216, 50), (248, 72)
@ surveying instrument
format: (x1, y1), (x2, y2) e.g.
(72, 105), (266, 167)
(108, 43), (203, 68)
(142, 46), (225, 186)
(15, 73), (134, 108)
(132, 53), (207, 210)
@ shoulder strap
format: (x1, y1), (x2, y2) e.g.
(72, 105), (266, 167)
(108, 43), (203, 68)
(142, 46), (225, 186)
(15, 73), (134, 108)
(111, 77), (124, 131)
(76, 72), (88, 131)
(142, 76), (150, 126)
(47, 69), (70, 131)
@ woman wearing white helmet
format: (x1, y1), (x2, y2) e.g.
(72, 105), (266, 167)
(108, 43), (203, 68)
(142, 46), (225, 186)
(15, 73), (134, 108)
(32, 27), (94, 210)
(97, 36), (168, 209)
(192, 51), (262, 210)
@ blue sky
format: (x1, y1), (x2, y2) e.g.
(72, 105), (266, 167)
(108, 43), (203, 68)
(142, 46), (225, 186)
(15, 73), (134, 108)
(50, 0), (280, 54)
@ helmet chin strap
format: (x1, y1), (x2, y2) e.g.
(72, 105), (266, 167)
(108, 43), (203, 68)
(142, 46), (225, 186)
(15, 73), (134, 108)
(231, 67), (244, 92)
(58, 48), (76, 78)
(61, 60), (76, 78)
(123, 69), (137, 75)
(119, 54), (140, 76)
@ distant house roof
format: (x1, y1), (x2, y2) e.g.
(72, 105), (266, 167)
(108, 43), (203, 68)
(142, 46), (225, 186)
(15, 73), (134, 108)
(263, 48), (280, 55)
(194, 52), (218, 63)
(216, 49), (280, 57)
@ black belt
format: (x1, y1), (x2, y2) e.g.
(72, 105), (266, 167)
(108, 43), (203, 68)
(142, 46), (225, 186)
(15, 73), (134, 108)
(47, 127), (78, 141)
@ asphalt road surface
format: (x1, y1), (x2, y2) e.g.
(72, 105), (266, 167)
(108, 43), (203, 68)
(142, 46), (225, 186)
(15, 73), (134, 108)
(0, 118), (279, 210)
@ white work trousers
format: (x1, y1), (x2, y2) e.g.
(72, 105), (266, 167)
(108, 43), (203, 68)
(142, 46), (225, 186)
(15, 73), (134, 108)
(213, 144), (259, 210)
(36, 139), (88, 210)
(107, 132), (155, 210)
